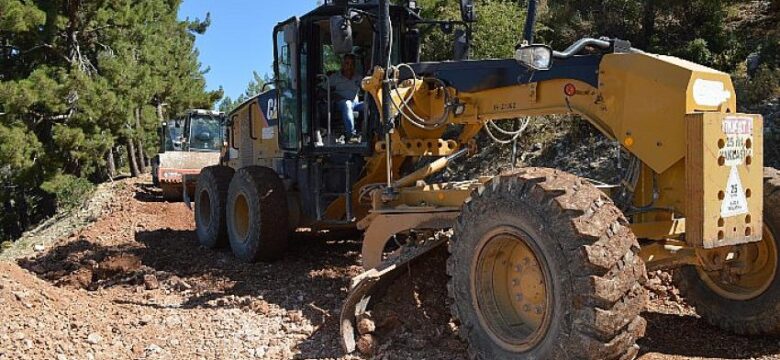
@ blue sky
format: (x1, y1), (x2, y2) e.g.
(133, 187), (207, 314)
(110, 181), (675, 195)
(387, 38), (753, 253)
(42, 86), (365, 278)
(178, 1), (317, 101)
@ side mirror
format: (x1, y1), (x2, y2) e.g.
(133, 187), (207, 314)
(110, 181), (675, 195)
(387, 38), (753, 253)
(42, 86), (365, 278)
(460, 0), (476, 23)
(330, 15), (353, 55)
(515, 45), (553, 71)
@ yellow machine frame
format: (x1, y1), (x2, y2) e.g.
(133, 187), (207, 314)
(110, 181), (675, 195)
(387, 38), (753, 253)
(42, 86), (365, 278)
(353, 52), (763, 271)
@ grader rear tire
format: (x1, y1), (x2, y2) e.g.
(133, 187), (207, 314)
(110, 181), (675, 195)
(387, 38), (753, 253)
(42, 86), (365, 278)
(226, 166), (289, 262)
(675, 167), (780, 335)
(195, 166), (234, 248)
(448, 168), (647, 360)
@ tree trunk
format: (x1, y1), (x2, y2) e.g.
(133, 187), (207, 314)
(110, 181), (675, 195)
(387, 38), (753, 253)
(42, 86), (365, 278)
(136, 138), (147, 173)
(641, 0), (656, 49)
(106, 147), (116, 180)
(126, 139), (140, 177)
(134, 108), (147, 174)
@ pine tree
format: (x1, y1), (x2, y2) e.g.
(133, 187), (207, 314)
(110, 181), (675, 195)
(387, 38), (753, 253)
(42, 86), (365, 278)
(0, 0), (218, 240)
(218, 71), (271, 113)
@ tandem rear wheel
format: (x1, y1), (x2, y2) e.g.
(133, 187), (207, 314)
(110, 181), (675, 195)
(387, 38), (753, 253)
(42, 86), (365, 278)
(195, 166), (235, 248)
(448, 168), (647, 360)
(676, 167), (780, 335)
(226, 166), (289, 262)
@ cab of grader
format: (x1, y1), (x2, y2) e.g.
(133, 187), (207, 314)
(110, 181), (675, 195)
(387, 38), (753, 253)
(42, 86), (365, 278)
(191, 0), (780, 358)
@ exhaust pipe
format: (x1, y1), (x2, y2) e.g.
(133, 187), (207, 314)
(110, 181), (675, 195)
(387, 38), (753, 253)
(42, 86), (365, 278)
(523, 0), (538, 44)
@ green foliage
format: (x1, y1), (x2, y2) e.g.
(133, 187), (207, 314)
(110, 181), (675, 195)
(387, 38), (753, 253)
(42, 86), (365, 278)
(678, 38), (714, 66)
(0, 0), (45, 32)
(323, 45), (342, 73)
(0, 122), (41, 174)
(735, 64), (780, 106)
(218, 94), (235, 113)
(0, 0), (217, 240)
(417, 0), (525, 61)
(40, 174), (94, 212)
(218, 71), (271, 113)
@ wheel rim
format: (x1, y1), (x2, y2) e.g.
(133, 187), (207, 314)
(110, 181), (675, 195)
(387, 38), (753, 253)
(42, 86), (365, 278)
(198, 189), (212, 228)
(233, 192), (251, 242)
(698, 224), (778, 301)
(471, 226), (552, 352)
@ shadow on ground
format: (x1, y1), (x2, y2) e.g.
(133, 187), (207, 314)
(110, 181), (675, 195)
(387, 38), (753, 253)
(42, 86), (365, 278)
(19, 226), (364, 358)
(133, 183), (168, 203)
(639, 311), (780, 359)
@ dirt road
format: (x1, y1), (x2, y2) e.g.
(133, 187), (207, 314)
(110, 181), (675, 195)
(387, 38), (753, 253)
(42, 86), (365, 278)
(2, 177), (780, 359)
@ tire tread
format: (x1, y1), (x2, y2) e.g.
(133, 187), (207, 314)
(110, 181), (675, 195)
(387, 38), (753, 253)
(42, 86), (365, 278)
(447, 168), (647, 360)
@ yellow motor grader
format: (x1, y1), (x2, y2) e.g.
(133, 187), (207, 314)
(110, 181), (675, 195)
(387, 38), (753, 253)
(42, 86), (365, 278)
(191, 0), (779, 358)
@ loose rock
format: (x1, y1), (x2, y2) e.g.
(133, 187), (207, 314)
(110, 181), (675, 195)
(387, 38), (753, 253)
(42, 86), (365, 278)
(143, 274), (159, 290)
(86, 333), (102, 345)
(357, 317), (376, 335)
(356, 334), (377, 356)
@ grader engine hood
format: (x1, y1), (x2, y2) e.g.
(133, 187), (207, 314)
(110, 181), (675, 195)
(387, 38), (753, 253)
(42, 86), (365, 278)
(225, 89), (280, 169)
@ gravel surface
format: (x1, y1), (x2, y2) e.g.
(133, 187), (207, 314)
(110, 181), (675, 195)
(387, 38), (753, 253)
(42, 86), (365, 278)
(2, 176), (780, 359)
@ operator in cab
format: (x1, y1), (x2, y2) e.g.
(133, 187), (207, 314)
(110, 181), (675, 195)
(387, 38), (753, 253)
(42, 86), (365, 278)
(329, 53), (364, 144)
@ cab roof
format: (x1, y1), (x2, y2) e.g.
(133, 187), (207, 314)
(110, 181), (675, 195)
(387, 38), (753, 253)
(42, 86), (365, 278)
(184, 109), (224, 117)
(300, 1), (408, 21)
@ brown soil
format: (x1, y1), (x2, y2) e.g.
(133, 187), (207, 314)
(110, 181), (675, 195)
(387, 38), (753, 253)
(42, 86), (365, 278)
(2, 176), (780, 359)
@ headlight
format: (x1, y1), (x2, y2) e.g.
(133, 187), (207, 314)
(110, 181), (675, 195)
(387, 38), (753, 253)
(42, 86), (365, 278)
(515, 45), (553, 70)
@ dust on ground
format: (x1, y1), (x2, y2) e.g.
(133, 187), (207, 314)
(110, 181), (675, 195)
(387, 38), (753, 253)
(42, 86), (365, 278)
(1, 176), (780, 359)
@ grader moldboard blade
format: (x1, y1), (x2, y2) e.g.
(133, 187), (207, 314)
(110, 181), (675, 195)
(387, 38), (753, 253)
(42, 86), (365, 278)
(182, 174), (198, 210)
(339, 235), (448, 353)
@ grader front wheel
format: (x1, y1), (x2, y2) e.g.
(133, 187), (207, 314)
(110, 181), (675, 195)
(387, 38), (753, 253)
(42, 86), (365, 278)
(448, 168), (647, 360)
(675, 167), (780, 334)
